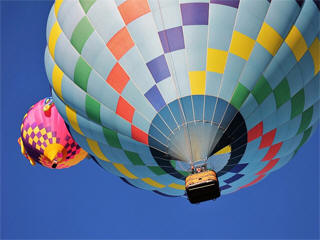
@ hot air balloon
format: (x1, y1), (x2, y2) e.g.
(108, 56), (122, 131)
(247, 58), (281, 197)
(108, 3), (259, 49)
(44, 0), (319, 202)
(19, 97), (88, 169)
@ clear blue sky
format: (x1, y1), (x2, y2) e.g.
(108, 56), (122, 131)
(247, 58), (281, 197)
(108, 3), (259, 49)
(1, 1), (319, 239)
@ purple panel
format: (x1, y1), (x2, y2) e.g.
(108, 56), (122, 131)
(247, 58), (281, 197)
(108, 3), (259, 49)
(146, 55), (170, 83)
(220, 185), (231, 190)
(210, 0), (239, 8)
(180, 3), (209, 25)
(43, 134), (48, 140)
(144, 85), (166, 112)
(36, 132), (42, 137)
(30, 132), (35, 138)
(224, 174), (244, 184)
(229, 163), (248, 173)
(158, 26), (185, 53)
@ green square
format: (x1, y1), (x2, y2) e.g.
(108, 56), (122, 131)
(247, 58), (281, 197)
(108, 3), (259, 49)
(85, 95), (100, 123)
(79, 0), (95, 13)
(230, 83), (250, 110)
(296, 127), (312, 152)
(125, 151), (144, 165)
(148, 166), (167, 175)
(178, 170), (190, 177)
(102, 127), (122, 148)
(170, 160), (176, 168)
(74, 57), (91, 91)
(251, 75), (272, 104)
(169, 160), (190, 177)
(291, 89), (305, 119)
(273, 78), (290, 108)
(297, 106), (313, 134)
(71, 16), (94, 53)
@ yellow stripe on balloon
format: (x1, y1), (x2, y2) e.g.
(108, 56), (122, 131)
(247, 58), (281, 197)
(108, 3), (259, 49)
(214, 145), (231, 155)
(189, 71), (206, 95)
(309, 37), (320, 75)
(285, 25), (308, 61)
(48, 21), (62, 59)
(229, 31), (255, 61)
(52, 65), (64, 100)
(86, 138), (110, 162)
(206, 49), (228, 74)
(54, 0), (63, 17)
(142, 178), (165, 188)
(65, 105), (83, 135)
(257, 22), (283, 56)
(113, 163), (138, 179)
(168, 183), (185, 190)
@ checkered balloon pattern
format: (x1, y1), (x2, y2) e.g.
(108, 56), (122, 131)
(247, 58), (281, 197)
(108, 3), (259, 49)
(44, 0), (319, 196)
(20, 98), (87, 169)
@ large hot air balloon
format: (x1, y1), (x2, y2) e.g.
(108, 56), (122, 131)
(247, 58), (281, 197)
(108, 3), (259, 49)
(19, 97), (88, 169)
(44, 0), (319, 199)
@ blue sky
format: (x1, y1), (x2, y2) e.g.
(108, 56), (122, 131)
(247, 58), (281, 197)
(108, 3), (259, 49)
(1, 1), (319, 239)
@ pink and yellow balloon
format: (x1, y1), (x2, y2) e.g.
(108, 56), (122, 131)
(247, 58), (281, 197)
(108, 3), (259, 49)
(18, 97), (87, 169)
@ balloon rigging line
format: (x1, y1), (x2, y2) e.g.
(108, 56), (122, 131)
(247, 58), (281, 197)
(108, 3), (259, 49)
(157, 0), (195, 163)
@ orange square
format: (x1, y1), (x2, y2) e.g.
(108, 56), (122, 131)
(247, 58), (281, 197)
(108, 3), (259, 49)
(107, 27), (134, 60)
(131, 125), (148, 145)
(118, 0), (150, 25)
(106, 63), (130, 94)
(116, 96), (135, 123)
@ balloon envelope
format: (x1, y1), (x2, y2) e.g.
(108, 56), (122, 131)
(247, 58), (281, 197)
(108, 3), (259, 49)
(19, 98), (87, 169)
(45, 0), (319, 195)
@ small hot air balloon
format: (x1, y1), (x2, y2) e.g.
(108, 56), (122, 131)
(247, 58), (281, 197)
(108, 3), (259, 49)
(18, 97), (87, 169)
(44, 0), (319, 202)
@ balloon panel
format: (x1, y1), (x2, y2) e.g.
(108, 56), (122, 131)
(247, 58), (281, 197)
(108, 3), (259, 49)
(45, 0), (319, 196)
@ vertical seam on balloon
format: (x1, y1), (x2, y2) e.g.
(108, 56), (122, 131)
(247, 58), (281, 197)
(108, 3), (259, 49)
(152, 0), (195, 162)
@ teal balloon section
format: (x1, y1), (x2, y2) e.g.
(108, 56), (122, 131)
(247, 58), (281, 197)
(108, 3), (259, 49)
(44, 0), (320, 197)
